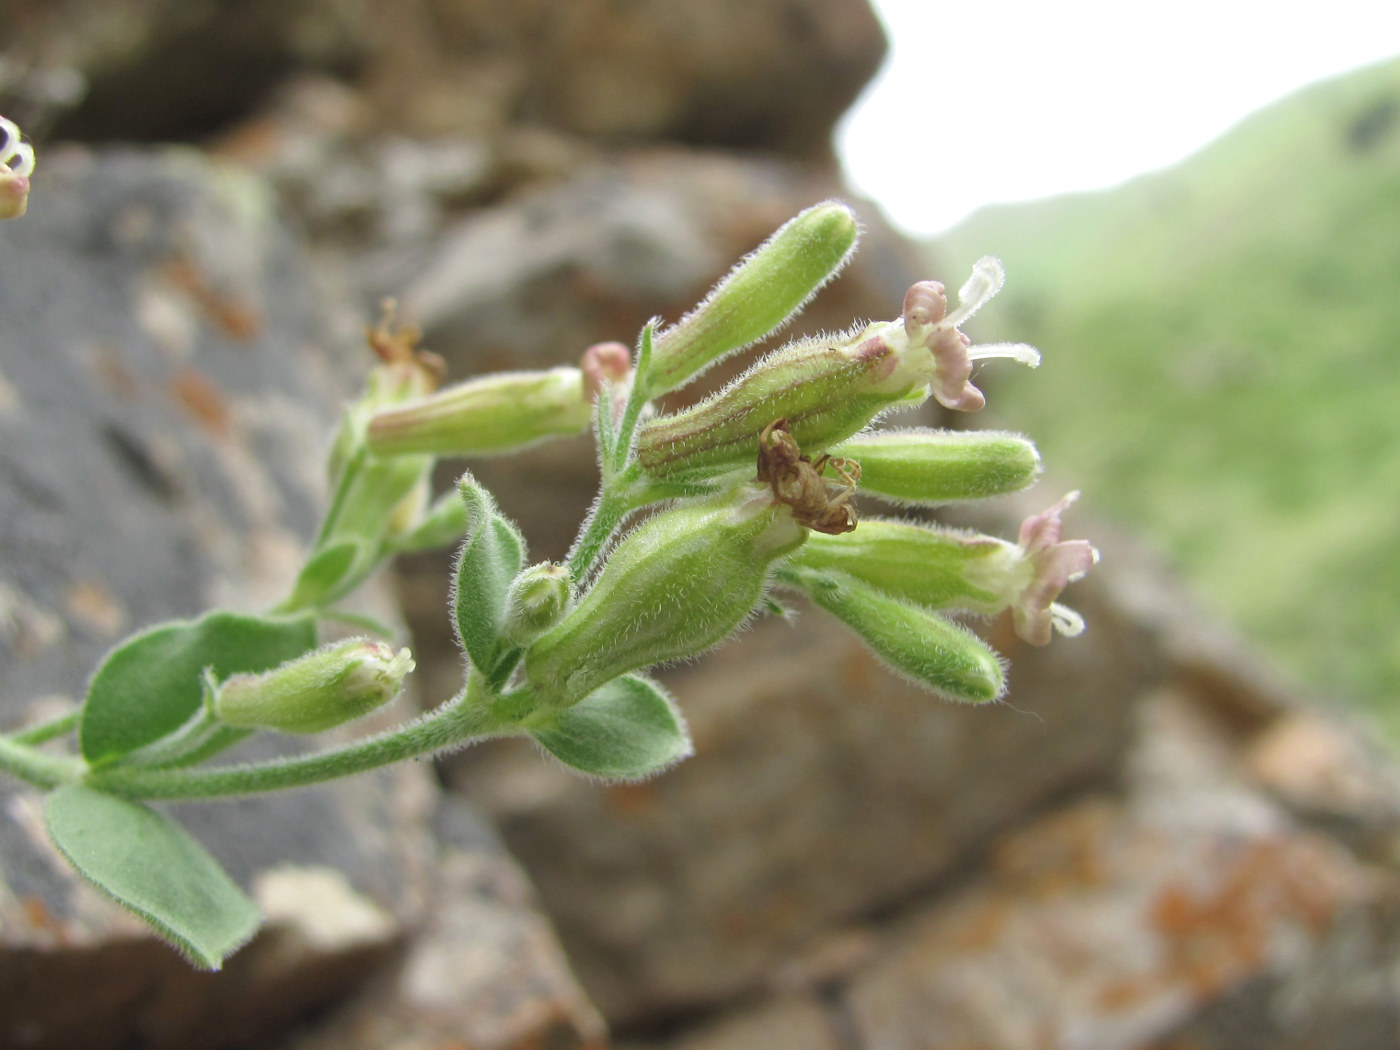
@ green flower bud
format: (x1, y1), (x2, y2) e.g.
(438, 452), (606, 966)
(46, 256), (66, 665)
(0, 116), (34, 221)
(800, 572), (1006, 703)
(790, 518), (1004, 610)
(645, 201), (859, 397)
(634, 330), (918, 482)
(525, 485), (806, 708)
(367, 367), (591, 458)
(788, 494), (1098, 646)
(503, 562), (574, 645)
(214, 639), (414, 734)
(829, 429), (1040, 506)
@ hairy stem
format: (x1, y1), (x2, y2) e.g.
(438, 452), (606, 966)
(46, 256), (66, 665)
(0, 735), (85, 790)
(9, 710), (80, 747)
(85, 680), (512, 800)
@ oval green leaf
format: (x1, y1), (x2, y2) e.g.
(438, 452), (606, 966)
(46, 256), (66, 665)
(44, 784), (260, 970)
(452, 473), (525, 673)
(81, 611), (317, 763)
(527, 674), (692, 780)
(283, 540), (366, 610)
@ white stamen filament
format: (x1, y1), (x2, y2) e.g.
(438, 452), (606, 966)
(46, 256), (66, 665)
(1050, 603), (1086, 637)
(969, 342), (1041, 367)
(945, 256), (1006, 327)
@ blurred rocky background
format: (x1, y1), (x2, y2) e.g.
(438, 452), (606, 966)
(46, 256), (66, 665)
(3, 2), (1400, 1049)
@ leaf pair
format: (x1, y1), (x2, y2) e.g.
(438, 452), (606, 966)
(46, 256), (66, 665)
(50, 610), (320, 969)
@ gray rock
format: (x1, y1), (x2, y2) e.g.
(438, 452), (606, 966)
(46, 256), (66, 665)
(838, 689), (1397, 1050)
(0, 146), (349, 705)
(280, 795), (608, 1050)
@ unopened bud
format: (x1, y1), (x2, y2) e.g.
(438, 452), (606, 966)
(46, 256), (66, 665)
(214, 639), (414, 733)
(829, 429), (1040, 506)
(367, 367), (591, 458)
(503, 562), (574, 645)
(802, 572), (1005, 703)
(646, 201), (859, 397)
(581, 342), (632, 402)
(635, 331), (916, 482)
(1, 116), (35, 220)
(789, 494), (1098, 646)
(790, 518), (1003, 610)
(525, 485), (806, 707)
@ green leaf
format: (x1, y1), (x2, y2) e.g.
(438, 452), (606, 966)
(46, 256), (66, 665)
(452, 473), (525, 674)
(284, 539), (367, 610)
(44, 784), (260, 970)
(527, 674), (692, 780)
(81, 612), (317, 764)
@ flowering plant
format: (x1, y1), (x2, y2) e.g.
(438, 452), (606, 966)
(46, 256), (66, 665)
(0, 121), (1094, 969)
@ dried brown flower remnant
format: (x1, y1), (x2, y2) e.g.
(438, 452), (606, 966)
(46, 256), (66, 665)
(367, 299), (446, 387)
(757, 419), (860, 535)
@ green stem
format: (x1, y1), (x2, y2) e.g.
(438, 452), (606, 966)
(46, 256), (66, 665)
(86, 685), (512, 801)
(568, 472), (642, 582)
(0, 735), (85, 790)
(313, 444), (369, 548)
(108, 700), (250, 771)
(10, 710), (80, 746)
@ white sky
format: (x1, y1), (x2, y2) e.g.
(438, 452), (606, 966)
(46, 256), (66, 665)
(838, 1), (1400, 237)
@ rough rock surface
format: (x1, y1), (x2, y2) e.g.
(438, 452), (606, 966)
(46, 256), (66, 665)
(0, 0), (885, 152)
(280, 796), (608, 1050)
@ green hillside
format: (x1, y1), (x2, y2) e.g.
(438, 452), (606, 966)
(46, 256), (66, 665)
(930, 55), (1400, 732)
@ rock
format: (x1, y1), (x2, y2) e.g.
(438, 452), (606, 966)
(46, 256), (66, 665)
(3, 0), (884, 154)
(280, 796), (608, 1050)
(619, 996), (842, 1050)
(364, 0), (886, 150)
(445, 558), (1156, 1025)
(1244, 710), (1400, 862)
(838, 689), (1394, 1050)
(0, 0), (371, 140)
(0, 144), (352, 729)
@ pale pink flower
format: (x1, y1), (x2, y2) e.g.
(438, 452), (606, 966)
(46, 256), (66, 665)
(897, 258), (1040, 411)
(1009, 492), (1098, 645)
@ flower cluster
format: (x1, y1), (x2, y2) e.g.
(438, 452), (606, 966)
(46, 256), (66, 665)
(347, 201), (1097, 725)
